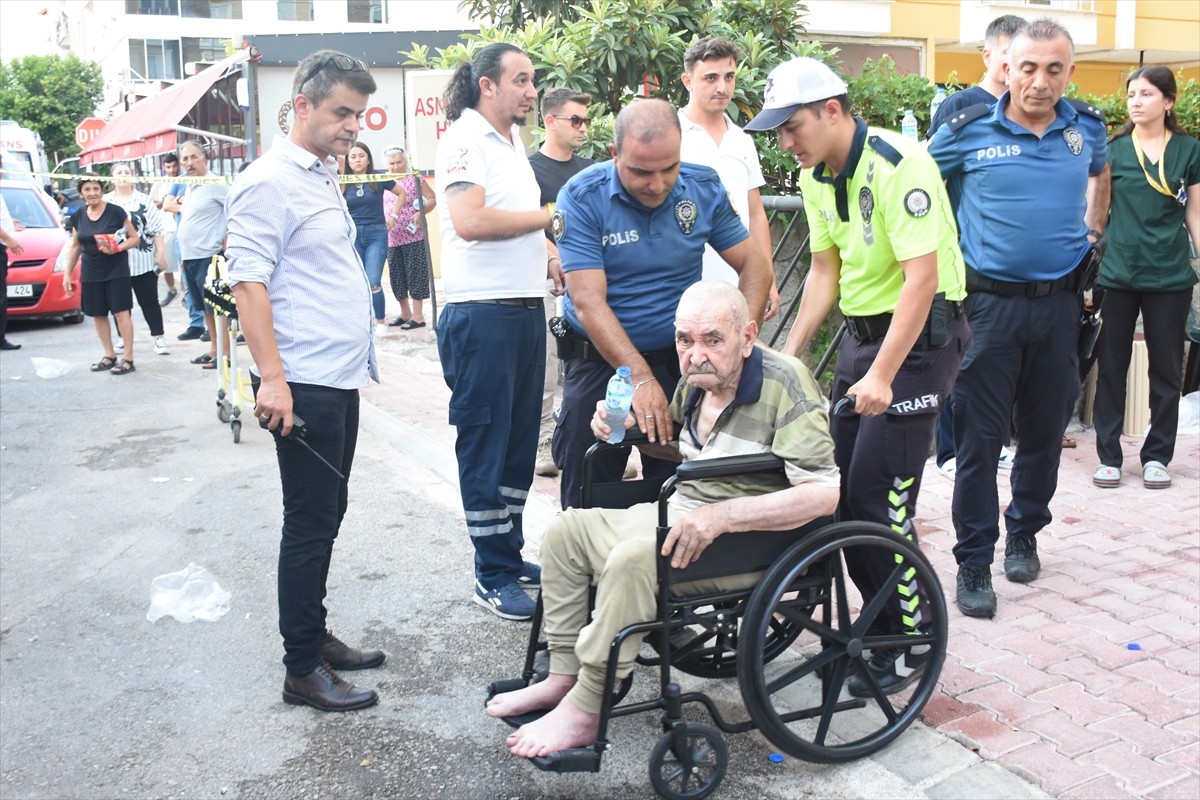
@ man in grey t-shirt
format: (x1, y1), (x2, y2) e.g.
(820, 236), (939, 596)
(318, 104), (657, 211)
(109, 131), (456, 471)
(166, 141), (229, 364)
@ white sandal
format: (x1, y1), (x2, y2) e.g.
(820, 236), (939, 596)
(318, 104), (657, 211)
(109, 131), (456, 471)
(1143, 461), (1171, 490)
(1093, 465), (1121, 488)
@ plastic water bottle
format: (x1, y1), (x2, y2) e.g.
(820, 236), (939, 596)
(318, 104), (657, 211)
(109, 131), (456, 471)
(604, 366), (634, 444)
(929, 87), (946, 131)
(901, 109), (918, 141)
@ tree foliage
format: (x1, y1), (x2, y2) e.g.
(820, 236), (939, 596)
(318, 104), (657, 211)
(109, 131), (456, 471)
(0, 54), (103, 163)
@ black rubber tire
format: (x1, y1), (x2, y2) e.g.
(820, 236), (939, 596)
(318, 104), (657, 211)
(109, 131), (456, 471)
(737, 522), (946, 763)
(63, 311), (84, 325)
(217, 402), (231, 423)
(231, 419), (241, 444)
(648, 723), (727, 800)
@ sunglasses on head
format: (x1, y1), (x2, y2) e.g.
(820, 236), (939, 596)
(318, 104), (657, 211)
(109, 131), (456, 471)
(547, 114), (589, 129)
(298, 54), (369, 92)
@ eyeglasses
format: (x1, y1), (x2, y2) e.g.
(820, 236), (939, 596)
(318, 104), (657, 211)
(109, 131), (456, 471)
(547, 114), (589, 129)
(297, 54), (369, 92)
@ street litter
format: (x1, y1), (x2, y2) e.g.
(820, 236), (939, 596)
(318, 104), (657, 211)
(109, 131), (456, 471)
(146, 563), (231, 623)
(30, 357), (71, 379)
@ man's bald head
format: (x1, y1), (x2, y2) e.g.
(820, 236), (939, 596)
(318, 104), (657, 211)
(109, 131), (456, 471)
(613, 98), (681, 154)
(677, 280), (750, 331)
(675, 281), (756, 395)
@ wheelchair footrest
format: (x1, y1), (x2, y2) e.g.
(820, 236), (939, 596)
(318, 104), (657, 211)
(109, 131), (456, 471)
(486, 678), (552, 729)
(531, 747), (603, 773)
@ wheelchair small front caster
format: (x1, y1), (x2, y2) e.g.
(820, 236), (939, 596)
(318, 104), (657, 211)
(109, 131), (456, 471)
(648, 723), (727, 800)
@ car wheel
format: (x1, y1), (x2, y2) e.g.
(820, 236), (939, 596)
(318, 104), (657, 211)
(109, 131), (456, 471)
(63, 311), (85, 325)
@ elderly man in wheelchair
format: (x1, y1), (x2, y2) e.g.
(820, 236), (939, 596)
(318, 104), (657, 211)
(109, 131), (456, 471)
(486, 281), (946, 796)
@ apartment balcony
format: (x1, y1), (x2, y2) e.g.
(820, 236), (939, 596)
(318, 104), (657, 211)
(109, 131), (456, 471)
(960, 0), (1099, 48)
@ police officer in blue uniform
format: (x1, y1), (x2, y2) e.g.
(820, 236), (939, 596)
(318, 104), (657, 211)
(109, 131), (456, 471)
(929, 18), (1110, 618)
(551, 99), (772, 509)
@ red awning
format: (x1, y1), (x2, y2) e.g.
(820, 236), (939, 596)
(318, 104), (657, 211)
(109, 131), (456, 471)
(79, 52), (244, 166)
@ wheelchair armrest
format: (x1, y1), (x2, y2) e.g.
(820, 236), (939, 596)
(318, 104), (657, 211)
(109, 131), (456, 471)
(673, 453), (785, 483)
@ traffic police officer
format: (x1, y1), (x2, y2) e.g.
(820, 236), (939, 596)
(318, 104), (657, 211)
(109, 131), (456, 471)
(928, 17), (1109, 618)
(551, 98), (772, 510)
(745, 57), (969, 696)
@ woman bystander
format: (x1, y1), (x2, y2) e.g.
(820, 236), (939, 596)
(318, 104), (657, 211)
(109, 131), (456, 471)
(61, 177), (140, 374)
(106, 163), (170, 355)
(382, 146), (437, 330)
(343, 142), (404, 330)
(1092, 66), (1200, 490)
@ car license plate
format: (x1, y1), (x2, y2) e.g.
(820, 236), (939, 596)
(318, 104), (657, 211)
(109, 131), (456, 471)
(6, 284), (33, 298)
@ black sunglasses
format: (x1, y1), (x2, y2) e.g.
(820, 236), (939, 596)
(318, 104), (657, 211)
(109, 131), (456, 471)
(298, 54), (369, 92)
(547, 114), (590, 129)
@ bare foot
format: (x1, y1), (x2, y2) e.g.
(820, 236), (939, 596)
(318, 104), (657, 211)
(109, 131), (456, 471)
(506, 698), (599, 758)
(486, 674), (575, 719)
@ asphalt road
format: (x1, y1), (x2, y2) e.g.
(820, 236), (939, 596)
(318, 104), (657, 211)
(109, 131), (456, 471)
(0, 311), (1040, 800)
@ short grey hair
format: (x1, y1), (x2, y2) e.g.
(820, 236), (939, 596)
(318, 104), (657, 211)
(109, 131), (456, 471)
(1014, 16), (1074, 57)
(613, 99), (681, 154)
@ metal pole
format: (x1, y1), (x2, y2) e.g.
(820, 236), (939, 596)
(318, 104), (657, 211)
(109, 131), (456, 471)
(244, 57), (258, 163)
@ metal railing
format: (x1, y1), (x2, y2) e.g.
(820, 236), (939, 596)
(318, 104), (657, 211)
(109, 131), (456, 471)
(761, 195), (846, 385)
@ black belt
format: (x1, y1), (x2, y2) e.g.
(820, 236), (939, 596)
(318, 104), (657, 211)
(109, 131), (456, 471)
(844, 298), (963, 345)
(461, 297), (544, 308)
(557, 334), (675, 368)
(965, 264), (1082, 298)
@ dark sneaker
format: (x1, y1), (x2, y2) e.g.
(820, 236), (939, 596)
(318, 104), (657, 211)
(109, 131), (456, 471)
(847, 644), (930, 698)
(200, 330), (211, 342)
(956, 565), (996, 618)
(177, 326), (204, 341)
(517, 561), (541, 588)
(1004, 533), (1040, 583)
(473, 580), (535, 621)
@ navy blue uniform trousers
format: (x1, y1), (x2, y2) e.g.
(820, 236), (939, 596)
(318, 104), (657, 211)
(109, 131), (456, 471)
(553, 354), (681, 510)
(951, 289), (1082, 569)
(437, 302), (545, 589)
(833, 315), (969, 635)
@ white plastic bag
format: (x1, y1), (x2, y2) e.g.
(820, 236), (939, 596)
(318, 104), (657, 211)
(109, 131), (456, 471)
(146, 563), (232, 623)
(1178, 391), (1200, 435)
(30, 357), (71, 379)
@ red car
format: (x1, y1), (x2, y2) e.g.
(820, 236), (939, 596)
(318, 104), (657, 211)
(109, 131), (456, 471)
(3, 178), (82, 324)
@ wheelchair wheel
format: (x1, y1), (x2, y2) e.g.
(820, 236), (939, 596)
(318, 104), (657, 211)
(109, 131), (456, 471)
(737, 522), (946, 763)
(648, 723), (727, 800)
(647, 593), (815, 679)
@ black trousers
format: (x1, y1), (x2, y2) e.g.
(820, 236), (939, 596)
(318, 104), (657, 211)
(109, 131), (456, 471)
(833, 315), (968, 634)
(552, 354), (681, 510)
(1093, 285), (1192, 469)
(1, 247), (9, 342)
(262, 381), (360, 676)
(130, 271), (164, 337)
(951, 290), (1082, 569)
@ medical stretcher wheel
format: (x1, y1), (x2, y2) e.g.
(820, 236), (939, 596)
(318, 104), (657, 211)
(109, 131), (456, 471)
(648, 722), (727, 800)
(737, 522), (946, 763)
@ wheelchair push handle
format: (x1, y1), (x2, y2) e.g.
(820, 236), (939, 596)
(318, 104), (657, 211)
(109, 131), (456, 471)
(831, 394), (858, 417)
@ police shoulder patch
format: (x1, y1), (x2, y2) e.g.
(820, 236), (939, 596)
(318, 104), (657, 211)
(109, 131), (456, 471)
(947, 103), (990, 132)
(1066, 98), (1105, 122)
(904, 188), (931, 218)
(551, 210), (565, 242)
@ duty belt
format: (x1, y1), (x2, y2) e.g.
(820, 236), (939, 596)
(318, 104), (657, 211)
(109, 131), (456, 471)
(557, 334), (675, 368)
(844, 297), (963, 346)
(965, 262), (1085, 298)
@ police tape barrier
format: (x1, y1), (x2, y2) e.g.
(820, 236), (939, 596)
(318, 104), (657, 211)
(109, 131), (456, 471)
(11, 169), (421, 186)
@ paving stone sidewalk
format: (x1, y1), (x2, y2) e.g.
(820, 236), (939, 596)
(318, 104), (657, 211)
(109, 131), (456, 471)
(366, 325), (1199, 799)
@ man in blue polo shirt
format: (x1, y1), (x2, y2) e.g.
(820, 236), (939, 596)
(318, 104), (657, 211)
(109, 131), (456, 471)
(929, 17), (1110, 618)
(550, 98), (772, 510)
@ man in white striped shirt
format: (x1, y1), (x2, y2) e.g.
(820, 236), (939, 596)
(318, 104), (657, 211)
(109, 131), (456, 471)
(228, 49), (384, 713)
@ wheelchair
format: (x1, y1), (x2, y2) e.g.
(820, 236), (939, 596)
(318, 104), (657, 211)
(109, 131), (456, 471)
(487, 438), (948, 800)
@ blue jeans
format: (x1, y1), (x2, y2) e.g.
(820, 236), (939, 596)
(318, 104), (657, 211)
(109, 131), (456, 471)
(354, 224), (388, 320)
(182, 256), (208, 328)
(261, 381), (360, 676)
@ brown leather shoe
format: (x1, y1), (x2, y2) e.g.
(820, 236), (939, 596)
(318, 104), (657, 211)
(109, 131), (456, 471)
(282, 662), (378, 712)
(320, 630), (385, 671)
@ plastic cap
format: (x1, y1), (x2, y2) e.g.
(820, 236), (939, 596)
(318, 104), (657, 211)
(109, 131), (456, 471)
(744, 57), (849, 131)
(616, 365), (631, 377)
(768, 753), (784, 764)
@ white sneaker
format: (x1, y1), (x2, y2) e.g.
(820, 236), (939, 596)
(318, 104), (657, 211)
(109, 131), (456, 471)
(154, 336), (170, 355)
(115, 340), (124, 353)
(998, 446), (1016, 471)
(938, 457), (957, 480)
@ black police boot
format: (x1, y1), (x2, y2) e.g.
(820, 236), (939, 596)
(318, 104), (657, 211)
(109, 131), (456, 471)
(956, 565), (996, 618)
(1004, 533), (1040, 583)
(847, 644), (931, 697)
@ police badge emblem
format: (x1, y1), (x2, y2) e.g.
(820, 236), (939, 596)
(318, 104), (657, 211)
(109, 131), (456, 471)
(859, 187), (875, 245)
(904, 188), (931, 218)
(551, 210), (565, 242)
(675, 199), (698, 235)
(1063, 127), (1083, 156)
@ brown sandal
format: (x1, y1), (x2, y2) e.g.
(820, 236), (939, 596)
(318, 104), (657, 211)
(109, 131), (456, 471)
(110, 359), (135, 375)
(91, 355), (118, 371)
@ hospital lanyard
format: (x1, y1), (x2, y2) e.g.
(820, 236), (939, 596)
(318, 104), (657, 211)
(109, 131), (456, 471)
(1130, 129), (1180, 201)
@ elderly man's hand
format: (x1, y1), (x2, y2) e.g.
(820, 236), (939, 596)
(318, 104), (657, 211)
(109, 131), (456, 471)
(590, 398), (634, 441)
(662, 505), (727, 569)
